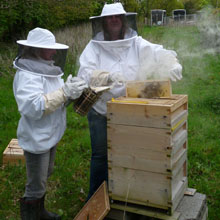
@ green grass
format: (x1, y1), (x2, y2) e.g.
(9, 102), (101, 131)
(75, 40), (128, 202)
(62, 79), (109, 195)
(0, 25), (220, 219)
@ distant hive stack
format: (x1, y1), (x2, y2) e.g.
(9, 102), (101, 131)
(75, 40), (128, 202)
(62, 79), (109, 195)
(107, 80), (188, 214)
(2, 139), (25, 165)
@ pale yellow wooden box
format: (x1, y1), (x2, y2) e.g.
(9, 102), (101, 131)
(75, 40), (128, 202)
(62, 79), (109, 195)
(126, 80), (172, 98)
(2, 139), (25, 165)
(73, 181), (110, 220)
(107, 94), (188, 214)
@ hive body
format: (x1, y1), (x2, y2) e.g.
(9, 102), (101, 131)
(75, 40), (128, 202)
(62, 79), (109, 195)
(107, 95), (188, 214)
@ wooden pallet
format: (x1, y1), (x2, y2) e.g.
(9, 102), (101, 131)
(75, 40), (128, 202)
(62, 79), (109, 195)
(2, 139), (25, 165)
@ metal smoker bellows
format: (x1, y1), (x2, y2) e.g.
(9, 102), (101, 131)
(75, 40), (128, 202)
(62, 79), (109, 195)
(73, 88), (100, 116)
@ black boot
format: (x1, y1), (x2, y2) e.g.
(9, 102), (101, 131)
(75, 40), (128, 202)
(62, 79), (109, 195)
(20, 197), (41, 220)
(40, 195), (61, 220)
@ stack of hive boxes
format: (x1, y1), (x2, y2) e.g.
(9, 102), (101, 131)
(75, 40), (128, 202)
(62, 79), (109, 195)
(107, 80), (188, 214)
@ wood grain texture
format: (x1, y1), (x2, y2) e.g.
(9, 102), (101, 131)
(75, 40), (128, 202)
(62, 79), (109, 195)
(73, 181), (110, 220)
(2, 139), (25, 165)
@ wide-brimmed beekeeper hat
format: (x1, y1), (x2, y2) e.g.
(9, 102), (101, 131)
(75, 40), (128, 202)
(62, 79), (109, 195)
(17, 27), (69, 49)
(90, 2), (136, 19)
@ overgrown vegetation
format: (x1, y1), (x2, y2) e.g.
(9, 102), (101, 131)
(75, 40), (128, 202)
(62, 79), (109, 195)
(0, 23), (220, 219)
(0, 0), (106, 41)
(1, 0), (218, 41)
(0, 0), (146, 41)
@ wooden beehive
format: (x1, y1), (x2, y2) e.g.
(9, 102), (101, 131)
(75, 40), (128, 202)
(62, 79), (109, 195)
(3, 139), (25, 165)
(107, 94), (188, 214)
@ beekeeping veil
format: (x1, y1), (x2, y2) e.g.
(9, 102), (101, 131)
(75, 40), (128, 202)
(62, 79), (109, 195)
(90, 2), (138, 41)
(14, 27), (69, 77)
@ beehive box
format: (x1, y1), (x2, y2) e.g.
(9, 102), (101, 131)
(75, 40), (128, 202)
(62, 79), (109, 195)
(3, 139), (25, 165)
(126, 80), (172, 98)
(107, 94), (188, 214)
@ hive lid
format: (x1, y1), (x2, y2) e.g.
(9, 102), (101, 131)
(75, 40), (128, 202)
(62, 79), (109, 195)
(73, 181), (110, 220)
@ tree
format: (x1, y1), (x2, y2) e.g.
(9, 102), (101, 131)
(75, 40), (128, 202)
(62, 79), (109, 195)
(210, 0), (219, 7)
(121, 0), (140, 13)
(141, 0), (184, 18)
(181, 0), (211, 13)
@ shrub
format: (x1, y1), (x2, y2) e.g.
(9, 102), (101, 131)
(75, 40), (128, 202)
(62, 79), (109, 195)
(0, 0), (107, 42)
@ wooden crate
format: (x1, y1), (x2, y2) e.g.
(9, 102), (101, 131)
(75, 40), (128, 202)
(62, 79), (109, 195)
(74, 181), (110, 220)
(107, 94), (188, 214)
(126, 80), (172, 98)
(2, 139), (25, 165)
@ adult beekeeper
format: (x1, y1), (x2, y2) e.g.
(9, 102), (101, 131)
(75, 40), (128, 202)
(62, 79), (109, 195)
(13, 27), (87, 220)
(77, 2), (182, 200)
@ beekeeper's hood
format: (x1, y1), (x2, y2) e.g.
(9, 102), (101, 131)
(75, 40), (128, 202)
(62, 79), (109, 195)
(90, 2), (138, 41)
(14, 27), (69, 77)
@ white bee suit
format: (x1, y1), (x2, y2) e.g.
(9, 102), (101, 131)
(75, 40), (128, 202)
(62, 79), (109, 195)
(77, 35), (182, 116)
(15, 27), (89, 219)
(13, 59), (66, 154)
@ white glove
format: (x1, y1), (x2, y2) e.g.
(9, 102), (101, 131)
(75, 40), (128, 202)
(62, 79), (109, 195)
(62, 75), (88, 99)
(169, 65), (182, 82)
(43, 75), (87, 115)
(90, 70), (109, 87)
(43, 88), (67, 115)
(108, 72), (125, 85)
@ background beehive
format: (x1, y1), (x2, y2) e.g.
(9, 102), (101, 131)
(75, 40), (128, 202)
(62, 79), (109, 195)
(107, 94), (188, 214)
(2, 139), (25, 165)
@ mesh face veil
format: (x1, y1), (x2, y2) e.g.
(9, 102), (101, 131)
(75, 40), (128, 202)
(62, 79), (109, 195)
(90, 2), (138, 41)
(14, 45), (68, 76)
(91, 13), (138, 41)
(14, 28), (69, 76)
